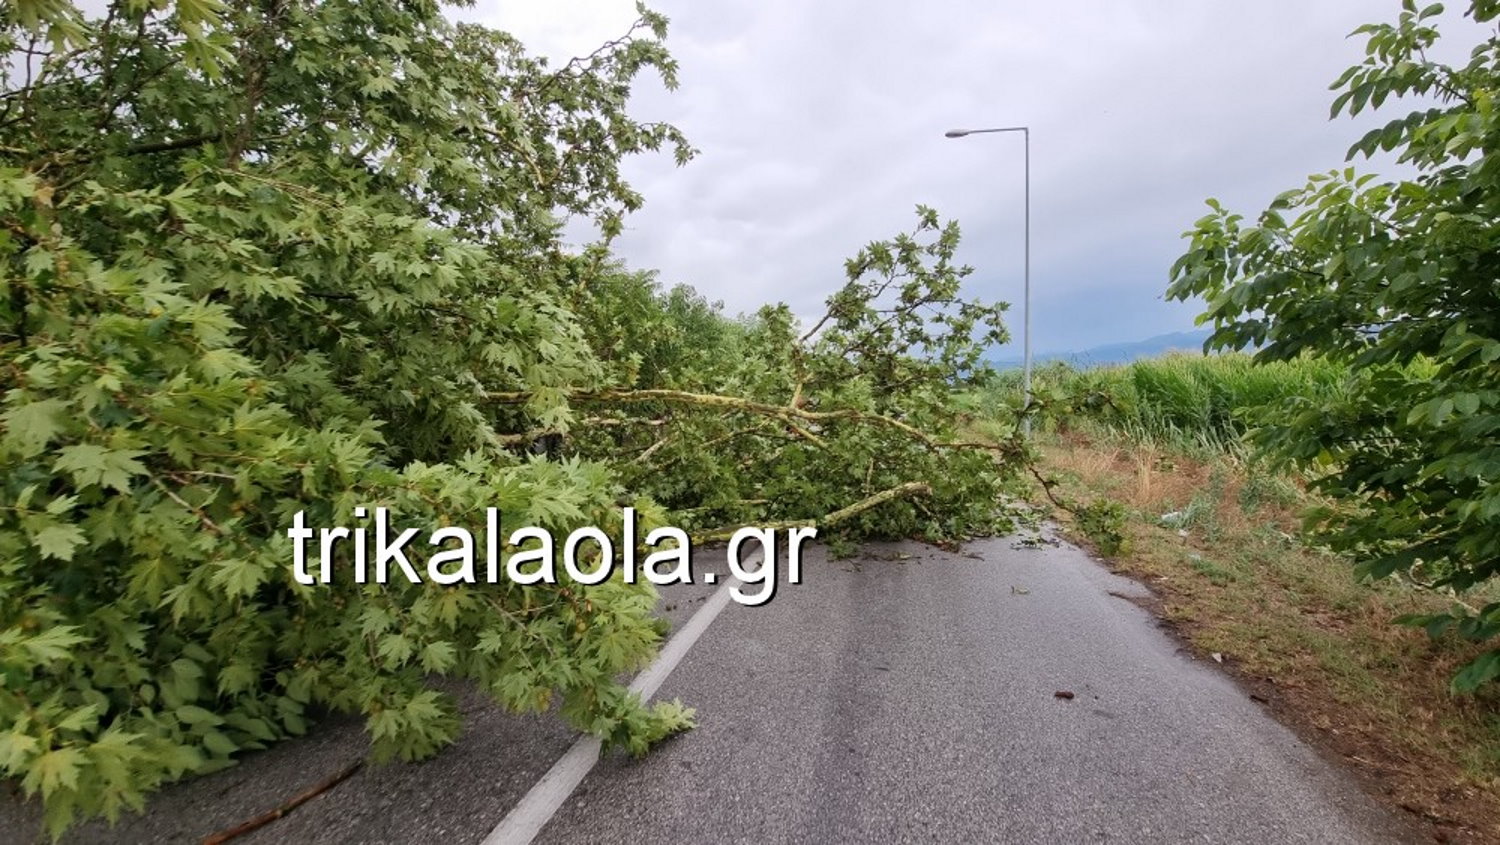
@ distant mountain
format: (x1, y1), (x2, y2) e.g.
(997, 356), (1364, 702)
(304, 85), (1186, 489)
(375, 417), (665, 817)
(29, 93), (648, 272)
(990, 329), (1212, 370)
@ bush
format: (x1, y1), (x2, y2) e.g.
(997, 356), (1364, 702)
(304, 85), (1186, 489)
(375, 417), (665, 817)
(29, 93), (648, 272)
(1076, 499), (1130, 557)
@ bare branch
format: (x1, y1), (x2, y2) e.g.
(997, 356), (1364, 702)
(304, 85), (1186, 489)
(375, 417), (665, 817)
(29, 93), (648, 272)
(692, 480), (933, 543)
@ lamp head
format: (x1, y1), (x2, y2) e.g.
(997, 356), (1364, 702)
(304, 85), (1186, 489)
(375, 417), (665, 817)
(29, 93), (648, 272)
(944, 129), (970, 138)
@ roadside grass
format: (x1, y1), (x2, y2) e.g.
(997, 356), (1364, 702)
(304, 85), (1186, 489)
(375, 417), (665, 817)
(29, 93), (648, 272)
(972, 352), (1350, 456)
(1035, 424), (1500, 842)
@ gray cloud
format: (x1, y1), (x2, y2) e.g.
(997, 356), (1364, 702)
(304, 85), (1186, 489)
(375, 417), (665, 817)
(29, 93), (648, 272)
(469, 1), (1480, 353)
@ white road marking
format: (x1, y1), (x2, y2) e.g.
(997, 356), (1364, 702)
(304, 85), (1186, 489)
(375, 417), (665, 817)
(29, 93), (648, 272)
(482, 555), (756, 845)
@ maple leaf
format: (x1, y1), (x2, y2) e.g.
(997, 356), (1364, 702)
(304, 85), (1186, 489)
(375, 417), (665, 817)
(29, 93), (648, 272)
(53, 445), (147, 493)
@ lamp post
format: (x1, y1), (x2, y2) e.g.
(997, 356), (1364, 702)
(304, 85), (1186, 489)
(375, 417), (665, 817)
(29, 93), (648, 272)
(944, 126), (1031, 436)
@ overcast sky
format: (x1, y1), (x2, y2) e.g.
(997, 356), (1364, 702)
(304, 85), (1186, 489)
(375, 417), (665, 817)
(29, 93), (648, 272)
(465, 1), (1475, 355)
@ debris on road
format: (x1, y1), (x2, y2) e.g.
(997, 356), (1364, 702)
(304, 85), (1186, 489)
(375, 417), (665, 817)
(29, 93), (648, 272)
(202, 760), (363, 845)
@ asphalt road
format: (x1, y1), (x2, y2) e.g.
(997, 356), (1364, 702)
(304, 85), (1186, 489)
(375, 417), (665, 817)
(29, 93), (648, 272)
(1, 535), (1420, 844)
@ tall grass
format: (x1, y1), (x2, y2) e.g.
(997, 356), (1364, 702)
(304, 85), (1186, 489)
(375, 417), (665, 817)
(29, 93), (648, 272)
(975, 353), (1350, 454)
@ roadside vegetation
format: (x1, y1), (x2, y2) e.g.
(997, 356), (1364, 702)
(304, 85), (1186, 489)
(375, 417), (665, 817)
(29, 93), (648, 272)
(972, 2), (1500, 837)
(3, 0), (1497, 840)
(976, 354), (1348, 453)
(1170, 0), (1500, 695)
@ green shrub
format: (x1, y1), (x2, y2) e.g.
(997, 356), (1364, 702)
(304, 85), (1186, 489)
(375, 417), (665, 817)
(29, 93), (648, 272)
(1077, 499), (1129, 556)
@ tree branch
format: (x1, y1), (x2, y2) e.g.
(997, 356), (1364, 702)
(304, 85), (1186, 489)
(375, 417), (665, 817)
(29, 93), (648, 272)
(692, 480), (933, 543)
(482, 388), (1017, 456)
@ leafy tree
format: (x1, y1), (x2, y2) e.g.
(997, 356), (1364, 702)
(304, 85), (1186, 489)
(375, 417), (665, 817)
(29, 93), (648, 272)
(0, 0), (1018, 836)
(1168, 0), (1500, 691)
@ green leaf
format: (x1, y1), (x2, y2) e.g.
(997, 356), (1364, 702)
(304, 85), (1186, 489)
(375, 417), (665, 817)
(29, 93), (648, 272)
(56, 705), (102, 734)
(22, 748), (84, 799)
(16, 627), (88, 664)
(419, 641), (457, 673)
(217, 663), (257, 696)
(1, 398), (67, 458)
(376, 635), (413, 666)
(54, 445), (147, 493)
(1452, 651), (1500, 694)
(175, 705), (222, 727)
(0, 730), (40, 771)
(200, 730), (237, 757)
(209, 558), (265, 599)
(33, 523), (86, 561)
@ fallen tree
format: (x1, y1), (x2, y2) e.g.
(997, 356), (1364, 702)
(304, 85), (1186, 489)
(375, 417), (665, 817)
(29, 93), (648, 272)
(0, 1), (1022, 836)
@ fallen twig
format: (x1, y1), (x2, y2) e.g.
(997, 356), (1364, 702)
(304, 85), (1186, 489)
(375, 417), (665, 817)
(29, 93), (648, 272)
(201, 760), (364, 845)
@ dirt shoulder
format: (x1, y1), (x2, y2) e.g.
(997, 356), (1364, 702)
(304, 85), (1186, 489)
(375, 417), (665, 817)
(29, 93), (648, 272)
(1035, 430), (1500, 844)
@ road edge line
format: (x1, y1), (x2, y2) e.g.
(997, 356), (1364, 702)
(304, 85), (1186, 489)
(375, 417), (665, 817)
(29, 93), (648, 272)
(481, 553), (756, 845)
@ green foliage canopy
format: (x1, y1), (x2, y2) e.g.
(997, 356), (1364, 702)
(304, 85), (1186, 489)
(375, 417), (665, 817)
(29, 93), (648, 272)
(0, 0), (704, 835)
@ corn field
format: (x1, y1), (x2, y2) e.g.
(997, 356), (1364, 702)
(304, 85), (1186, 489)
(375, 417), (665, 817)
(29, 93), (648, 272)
(974, 353), (1351, 454)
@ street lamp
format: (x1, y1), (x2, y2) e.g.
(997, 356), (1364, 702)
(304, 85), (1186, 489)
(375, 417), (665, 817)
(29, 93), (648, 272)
(944, 126), (1031, 436)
